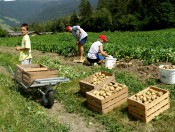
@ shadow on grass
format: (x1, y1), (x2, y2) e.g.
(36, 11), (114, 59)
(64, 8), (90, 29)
(120, 106), (139, 122)
(10, 82), (43, 106)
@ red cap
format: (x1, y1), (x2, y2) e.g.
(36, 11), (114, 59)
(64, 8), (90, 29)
(99, 35), (108, 42)
(66, 26), (71, 32)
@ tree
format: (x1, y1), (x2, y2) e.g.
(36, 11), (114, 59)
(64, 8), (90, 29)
(80, 8), (112, 32)
(150, 2), (175, 29)
(70, 10), (79, 26)
(97, 0), (108, 10)
(0, 26), (8, 37)
(79, 0), (92, 20)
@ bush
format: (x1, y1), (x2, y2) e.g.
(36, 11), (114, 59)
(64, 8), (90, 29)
(0, 27), (8, 37)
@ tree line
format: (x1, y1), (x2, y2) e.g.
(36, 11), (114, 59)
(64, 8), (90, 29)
(1, 0), (175, 35)
(31, 0), (175, 32)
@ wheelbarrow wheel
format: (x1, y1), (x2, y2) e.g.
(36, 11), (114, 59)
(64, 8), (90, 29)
(42, 86), (54, 108)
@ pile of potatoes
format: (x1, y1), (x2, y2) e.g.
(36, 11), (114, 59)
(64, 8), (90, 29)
(88, 72), (110, 85)
(162, 65), (175, 69)
(132, 89), (164, 104)
(92, 82), (127, 99)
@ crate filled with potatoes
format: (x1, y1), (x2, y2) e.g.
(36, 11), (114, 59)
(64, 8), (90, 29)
(79, 72), (115, 96)
(128, 86), (170, 123)
(86, 81), (128, 114)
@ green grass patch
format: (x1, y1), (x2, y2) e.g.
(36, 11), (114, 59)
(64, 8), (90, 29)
(0, 53), (69, 131)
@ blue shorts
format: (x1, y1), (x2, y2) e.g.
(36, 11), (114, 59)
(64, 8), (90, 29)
(87, 54), (104, 64)
(79, 37), (88, 45)
(95, 54), (104, 60)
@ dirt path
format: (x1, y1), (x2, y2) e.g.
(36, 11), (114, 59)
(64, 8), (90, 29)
(0, 46), (106, 132)
(48, 101), (106, 132)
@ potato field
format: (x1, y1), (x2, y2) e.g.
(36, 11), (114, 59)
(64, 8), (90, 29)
(1, 28), (175, 64)
(0, 29), (175, 131)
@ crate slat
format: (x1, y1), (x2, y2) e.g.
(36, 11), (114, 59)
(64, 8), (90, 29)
(88, 97), (127, 114)
(129, 103), (170, 123)
(87, 92), (128, 109)
(128, 98), (169, 116)
(86, 81), (128, 114)
(128, 86), (170, 123)
(79, 72), (115, 95)
(22, 69), (58, 86)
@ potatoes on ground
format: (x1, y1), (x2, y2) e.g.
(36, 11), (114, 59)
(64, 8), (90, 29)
(92, 82), (127, 99)
(132, 89), (164, 104)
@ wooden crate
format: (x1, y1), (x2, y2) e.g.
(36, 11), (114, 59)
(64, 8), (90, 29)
(79, 72), (115, 96)
(86, 82), (128, 114)
(22, 69), (58, 86)
(15, 64), (47, 82)
(128, 86), (170, 123)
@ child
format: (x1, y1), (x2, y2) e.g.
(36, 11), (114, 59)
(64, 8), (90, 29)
(66, 25), (88, 63)
(16, 23), (32, 65)
(87, 35), (110, 65)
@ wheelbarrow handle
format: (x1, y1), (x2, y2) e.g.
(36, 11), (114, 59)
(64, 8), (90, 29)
(8, 65), (15, 78)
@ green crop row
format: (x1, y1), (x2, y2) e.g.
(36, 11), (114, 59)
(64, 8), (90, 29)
(1, 29), (175, 64)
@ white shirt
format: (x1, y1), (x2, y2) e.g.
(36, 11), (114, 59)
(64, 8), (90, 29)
(72, 26), (88, 41)
(87, 41), (102, 59)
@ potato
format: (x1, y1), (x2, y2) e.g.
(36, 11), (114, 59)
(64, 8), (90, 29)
(109, 86), (115, 91)
(157, 91), (163, 96)
(93, 90), (98, 95)
(143, 97), (147, 102)
(103, 93), (107, 96)
(106, 92), (112, 96)
(151, 95), (157, 100)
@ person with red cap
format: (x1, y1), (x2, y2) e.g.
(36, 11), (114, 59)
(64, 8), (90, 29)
(66, 25), (88, 63)
(87, 35), (110, 65)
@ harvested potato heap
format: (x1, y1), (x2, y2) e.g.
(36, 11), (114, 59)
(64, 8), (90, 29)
(89, 72), (110, 85)
(132, 89), (164, 104)
(163, 65), (175, 69)
(92, 82), (127, 99)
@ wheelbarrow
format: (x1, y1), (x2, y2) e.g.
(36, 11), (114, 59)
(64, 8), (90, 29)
(8, 65), (69, 108)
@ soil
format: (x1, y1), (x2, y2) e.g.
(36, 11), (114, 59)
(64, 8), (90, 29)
(48, 101), (106, 132)
(0, 46), (171, 131)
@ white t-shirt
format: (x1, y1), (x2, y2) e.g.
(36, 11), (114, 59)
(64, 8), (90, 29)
(87, 41), (102, 59)
(72, 26), (88, 41)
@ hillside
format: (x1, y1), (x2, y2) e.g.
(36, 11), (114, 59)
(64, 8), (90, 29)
(0, 0), (97, 28)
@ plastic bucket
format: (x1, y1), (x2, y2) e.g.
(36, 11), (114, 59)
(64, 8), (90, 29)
(105, 57), (117, 69)
(159, 65), (175, 84)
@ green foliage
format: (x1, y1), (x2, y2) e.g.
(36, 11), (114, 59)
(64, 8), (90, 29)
(81, 8), (112, 32)
(96, 0), (108, 10)
(32, 18), (69, 32)
(27, 0), (175, 32)
(70, 10), (79, 26)
(79, 0), (92, 20)
(0, 26), (8, 37)
(151, 2), (175, 28)
(1, 29), (175, 64)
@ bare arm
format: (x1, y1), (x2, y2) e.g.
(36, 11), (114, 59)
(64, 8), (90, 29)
(16, 46), (29, 51)
(99, 45), (109, 57)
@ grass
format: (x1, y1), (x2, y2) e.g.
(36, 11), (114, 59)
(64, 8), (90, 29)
(0, 53), (69, 132)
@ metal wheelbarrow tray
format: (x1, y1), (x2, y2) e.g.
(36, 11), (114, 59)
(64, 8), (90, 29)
(8, 65), (69, 108)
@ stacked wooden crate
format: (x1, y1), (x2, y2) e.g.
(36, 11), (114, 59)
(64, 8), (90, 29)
(128, 86), (170, 123)
(86, 81), (128, 114)
(79, 72), (115, 96)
